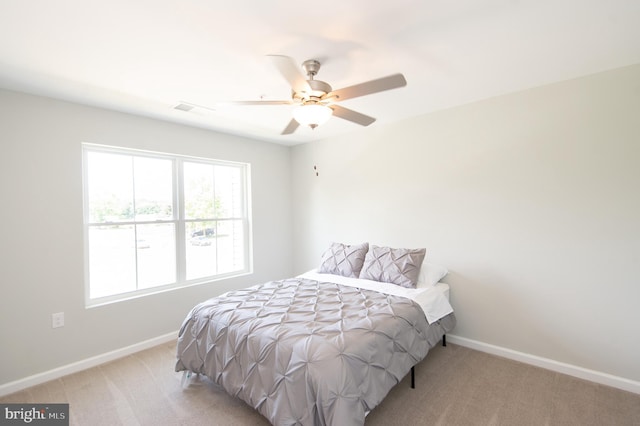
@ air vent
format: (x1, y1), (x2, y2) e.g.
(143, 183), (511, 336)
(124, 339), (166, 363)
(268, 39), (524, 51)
(174, 103), (195, 112)
(173, 102), (217, 115)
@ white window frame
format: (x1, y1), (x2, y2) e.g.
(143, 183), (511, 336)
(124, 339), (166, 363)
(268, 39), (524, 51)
(82, 143), (252, 307)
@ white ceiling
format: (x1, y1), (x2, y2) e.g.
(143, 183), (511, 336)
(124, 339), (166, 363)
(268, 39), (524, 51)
(1, 1), (639, 146)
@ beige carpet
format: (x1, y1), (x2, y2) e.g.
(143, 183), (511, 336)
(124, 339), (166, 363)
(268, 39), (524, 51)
(2, 341), (639, 425)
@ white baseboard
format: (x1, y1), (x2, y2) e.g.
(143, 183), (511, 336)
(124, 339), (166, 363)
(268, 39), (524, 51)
(3, 332), (638, 398)
(0, 331), (178, 398)
(446, 334), (640, 395)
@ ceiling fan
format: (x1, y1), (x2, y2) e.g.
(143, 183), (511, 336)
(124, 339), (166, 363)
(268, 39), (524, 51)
(217, 55), (407, 135)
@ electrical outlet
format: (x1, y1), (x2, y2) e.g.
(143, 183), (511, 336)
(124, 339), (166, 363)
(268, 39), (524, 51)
(52, 312), (64, 328)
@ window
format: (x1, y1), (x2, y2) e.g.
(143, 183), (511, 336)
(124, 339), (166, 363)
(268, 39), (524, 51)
(82, 144), (251, 306)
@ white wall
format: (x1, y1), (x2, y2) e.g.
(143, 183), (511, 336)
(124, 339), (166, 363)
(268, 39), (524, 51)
(291, 64), (640, 383)
(0, 90), (292, 385)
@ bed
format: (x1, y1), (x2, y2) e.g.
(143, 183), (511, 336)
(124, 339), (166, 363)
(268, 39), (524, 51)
(175, 244), (455, 426)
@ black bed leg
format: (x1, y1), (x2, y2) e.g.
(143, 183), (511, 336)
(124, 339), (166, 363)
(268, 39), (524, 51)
(442, 334), (447, 347)
(411, 366), (415, 389)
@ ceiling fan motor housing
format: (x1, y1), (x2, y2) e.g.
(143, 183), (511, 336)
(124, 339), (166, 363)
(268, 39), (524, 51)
(289, 59), (333, 104)
(294, 79), (332, 104)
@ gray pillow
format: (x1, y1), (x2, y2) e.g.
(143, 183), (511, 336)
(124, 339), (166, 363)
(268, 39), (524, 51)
(359, 245), (426, 288)
(318, 242), (369, 278)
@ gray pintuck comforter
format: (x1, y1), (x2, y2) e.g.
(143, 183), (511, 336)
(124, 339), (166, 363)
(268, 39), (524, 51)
(175, 277), (455, 426)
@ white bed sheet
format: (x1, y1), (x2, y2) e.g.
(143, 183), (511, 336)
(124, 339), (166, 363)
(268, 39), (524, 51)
(298, 270), (454, 324)
(434, 282), (450, 301)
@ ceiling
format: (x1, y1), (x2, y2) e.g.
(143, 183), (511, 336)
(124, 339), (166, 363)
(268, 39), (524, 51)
(1, 1), (639, 146)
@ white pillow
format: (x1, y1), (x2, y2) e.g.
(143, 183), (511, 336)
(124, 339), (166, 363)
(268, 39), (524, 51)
(416, 261), (448, 288)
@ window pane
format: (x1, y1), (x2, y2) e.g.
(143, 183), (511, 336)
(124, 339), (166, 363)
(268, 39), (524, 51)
(214, 165), (243, 218)
(88, 225), (136, 298)
(133, 157), (173, 221)
(217, 220), (245, 274)
(186, 220), (217, 280)
(84, 145), (250, 305)
(184, 162), (215, 219)
(136, 224), (176, 289)
(87, 152), (133, 223)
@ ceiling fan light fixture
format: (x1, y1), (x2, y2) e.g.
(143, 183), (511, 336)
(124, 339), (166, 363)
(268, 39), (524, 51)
(292, 104), (333, 129)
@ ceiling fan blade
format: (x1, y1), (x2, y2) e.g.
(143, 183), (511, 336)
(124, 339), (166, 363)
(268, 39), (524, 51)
(267, 55), (310, 93)
(281, 118), (300, 135)
(327, 73), (407, 102)
(217, 100), (292, 106)
(330, 105), (376, 126)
